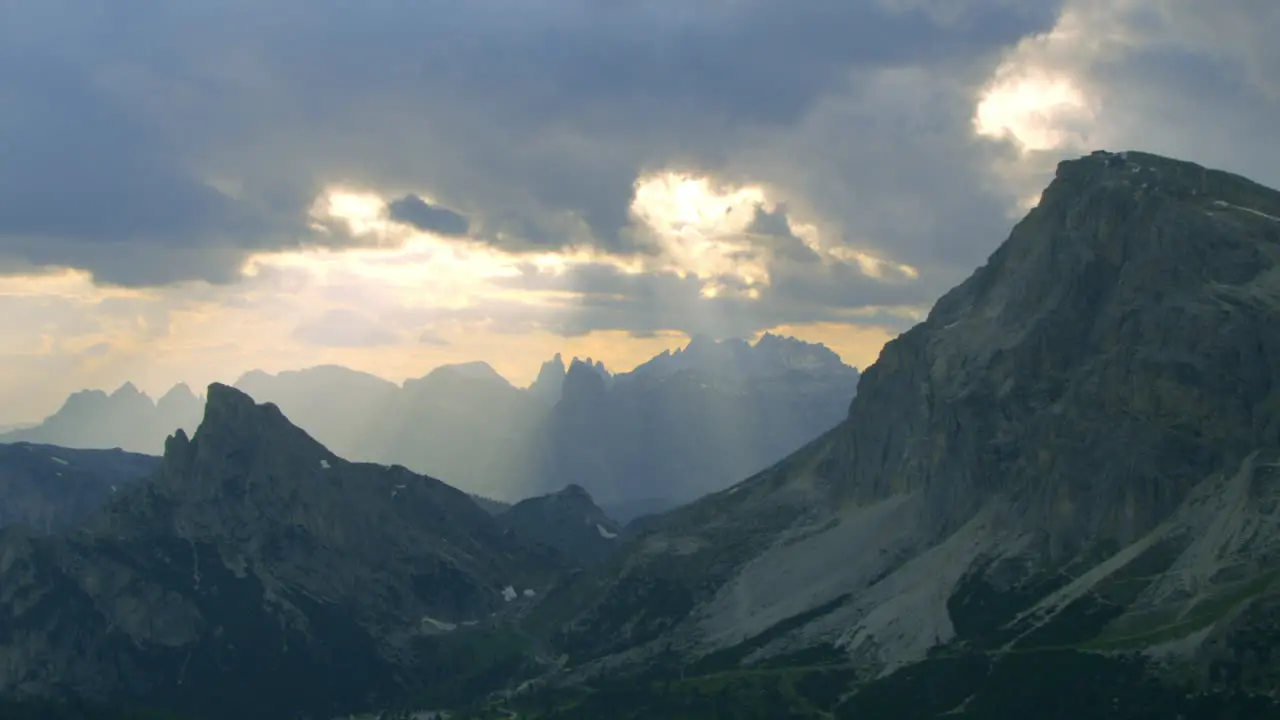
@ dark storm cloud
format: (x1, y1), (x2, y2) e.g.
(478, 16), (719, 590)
(386, 196), (470, 237)
(493, 243), (925, 339)
(5, 0), (1275, 339)
(0, 0), (1063, 288)
(742, 204), (823, 266)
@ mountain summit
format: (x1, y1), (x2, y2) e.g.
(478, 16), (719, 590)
(0, 384), (564, 719)
(1, 382), (203, 453)
(523, 151), (1280, 716)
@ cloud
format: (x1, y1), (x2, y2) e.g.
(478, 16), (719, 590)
(0, 0), (1062, 289)
(418, 330), (451, 347)
(291, 309), (400, 348)
(488, 242), (924, 340)
(387, 196), (470, 236)
(0, 0), (1276, 351)
(974, 0), (1280, 201)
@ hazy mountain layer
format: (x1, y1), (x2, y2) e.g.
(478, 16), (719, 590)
(0, 384), (203, 455)
(9, 338), (859, 506)
(5, 150), (1280, 719)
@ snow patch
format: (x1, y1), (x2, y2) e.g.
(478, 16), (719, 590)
(391, 483), (406, 498)
(421, 616), (457, 632)
(597, 523), (618, 539)
(1211, 199), (1280, 223)
(523, 588), (537, 597)
(502, 585), (518, 602)
(51, 457), (70, 466)
(320, 459), (330, 469)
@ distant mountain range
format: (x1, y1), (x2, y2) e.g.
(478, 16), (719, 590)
(2, 383), (205, 452)
(3, 151), (1280, 719)
(2, 334), (860, 509)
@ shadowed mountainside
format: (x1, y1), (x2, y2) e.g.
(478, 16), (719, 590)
(483, 150), (1280, 718)
(0, 384), (567, 720)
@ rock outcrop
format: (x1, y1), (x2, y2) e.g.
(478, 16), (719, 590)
(0, 384), (564, 720)
(516, 151), (1280, 716)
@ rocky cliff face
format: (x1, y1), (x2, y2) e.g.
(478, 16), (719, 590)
(0, 384), (565, 719)
(513, 151), (1280, 716)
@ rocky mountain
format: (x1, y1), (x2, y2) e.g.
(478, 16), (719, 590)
(529, 353), (568, 405)
(17, 339), (859, 507)
(232, 365), (400, 458)
(535, 336), (860, 505)
(479, 151), (1280, 717)
(6, 149), (1278, 720)
(0, 384), (566, 720)
(0, 443), (159, 532)
(498, 484), (623, 567)
(0, 383), (203, 455)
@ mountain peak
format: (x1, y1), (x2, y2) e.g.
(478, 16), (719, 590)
(109, 381), (151, 403)
(530, 352), (568, 402)
(205, 381), (257, 414)
(112, 381), (141, 395)
(558, 483), (592, 500)
(562, 357), (609, 402)
(180, 383), (323, 473)
(425, 361), (511, 386)
(159, 382), (196, 399)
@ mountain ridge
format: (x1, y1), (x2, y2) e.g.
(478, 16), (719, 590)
(0, 383), (568, 719)
(6, 336), (860, 506)
(485, 149), (1280, 717)
(3, 149), (1279, 718)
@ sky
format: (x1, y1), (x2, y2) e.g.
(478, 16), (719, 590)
(1, 0), (1277, 424)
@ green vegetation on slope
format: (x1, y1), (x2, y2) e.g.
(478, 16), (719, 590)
(462, 648), (1278, 720)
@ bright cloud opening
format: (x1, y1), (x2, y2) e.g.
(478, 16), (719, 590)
(630, 172), (771, 288)
(974, 70), (1096, 152)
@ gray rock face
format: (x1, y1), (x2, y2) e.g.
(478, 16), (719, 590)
(531, 151), (1280, 708)
(0, 384), (565, 719)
